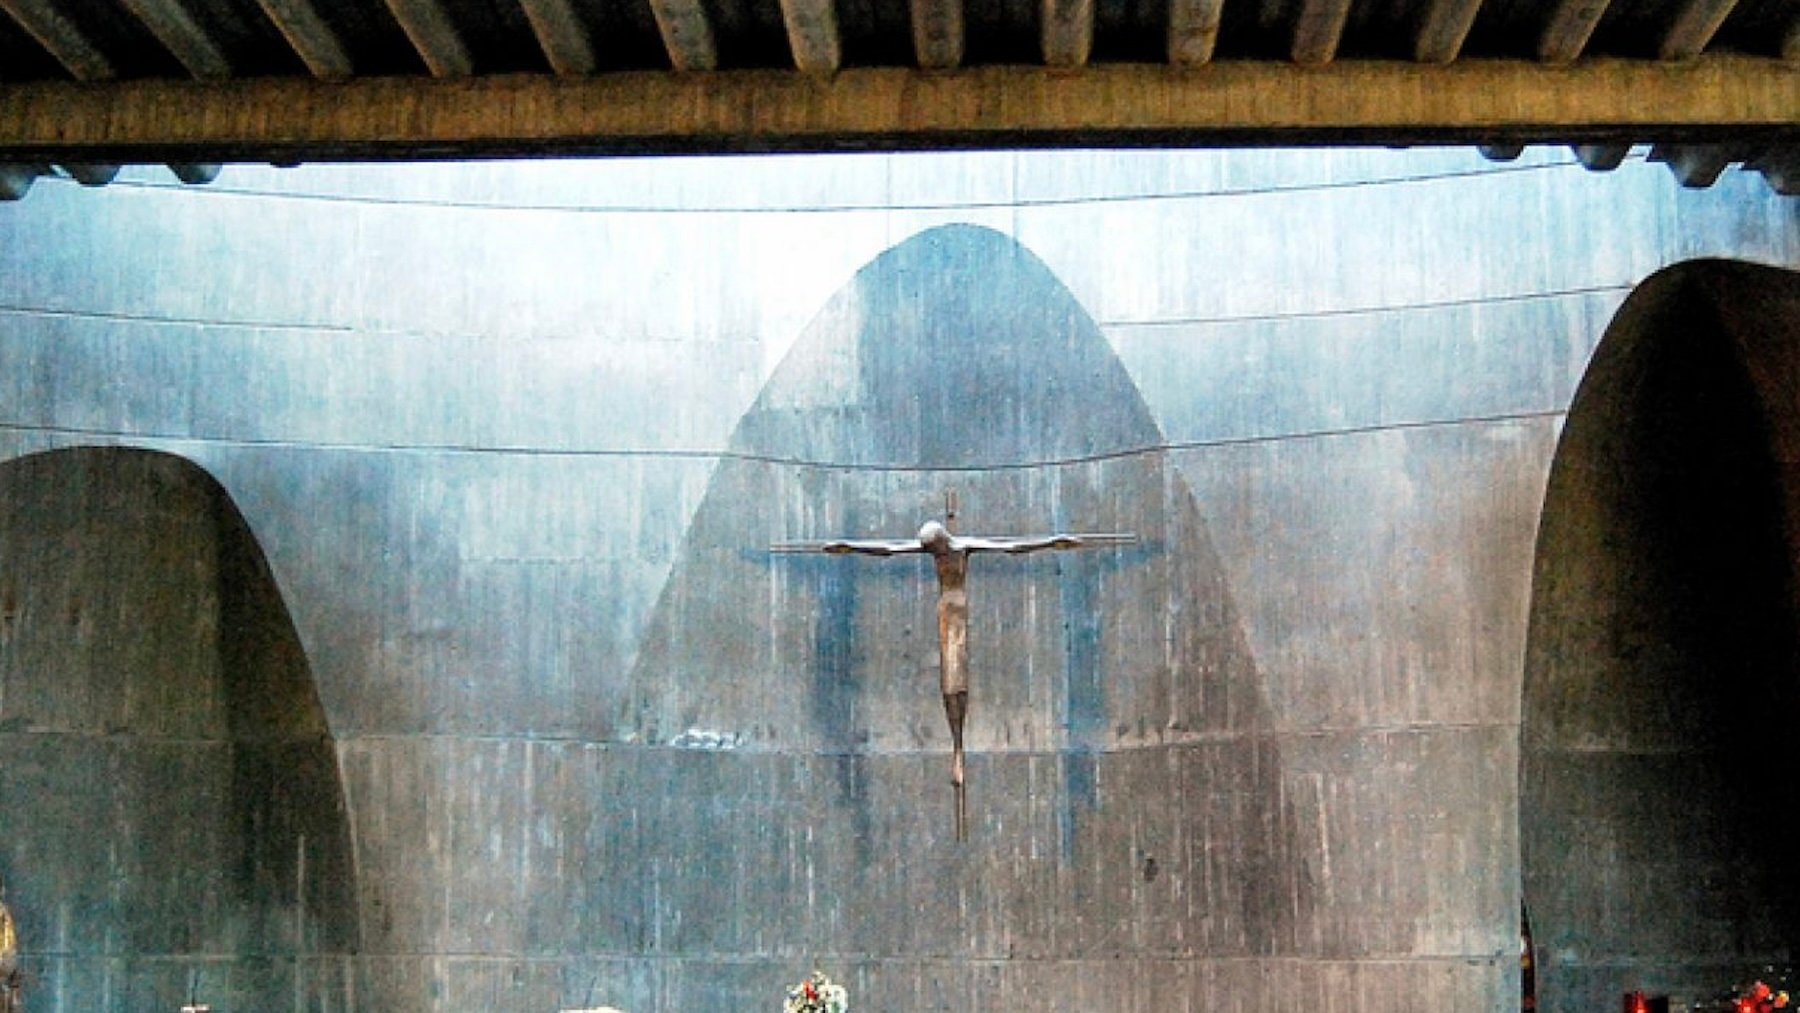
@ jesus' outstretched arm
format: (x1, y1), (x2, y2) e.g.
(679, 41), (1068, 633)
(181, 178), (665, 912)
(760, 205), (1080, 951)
(956, 532), (1138, 554)
(770, 537), (928, 556)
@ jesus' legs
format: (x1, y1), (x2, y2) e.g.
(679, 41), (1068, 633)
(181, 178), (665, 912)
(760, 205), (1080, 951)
(943, 690), (967, 784)
(944, 690), (969, 840)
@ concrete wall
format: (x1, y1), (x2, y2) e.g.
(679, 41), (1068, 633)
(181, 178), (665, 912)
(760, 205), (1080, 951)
(0, 149), (1796, 1011)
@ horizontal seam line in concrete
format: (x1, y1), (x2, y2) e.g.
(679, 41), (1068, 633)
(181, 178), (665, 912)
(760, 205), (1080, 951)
(319, 721), (1517, 748)
(72, 154), (1589, 214)
(0, 279), (1631, 336)
(0, 301), (358, 334)
(11, 950), (1518, 962)
(0, 728), (1516, 753)
(1530, 742), (1720, 755)
(0, 303), (757, 346)
(0, 409), (1565, 468)
(1101, 281), (1634, 328)
(0, 730), (325, 743)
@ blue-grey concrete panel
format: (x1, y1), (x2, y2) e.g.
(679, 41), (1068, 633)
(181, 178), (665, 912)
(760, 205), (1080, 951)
(1110, 290), (1620, 447)
(0, 184), (366, 331)
(0, 150), (1797, 1011)
(1015, 157), (1794, 328)
(1171, 419), (1555, 732)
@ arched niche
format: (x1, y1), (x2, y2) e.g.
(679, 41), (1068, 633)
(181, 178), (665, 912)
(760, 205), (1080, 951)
(1521, 260), (1800, 1011)
(614, 224), (1288, 1008)
(0, 447), (357, 1011)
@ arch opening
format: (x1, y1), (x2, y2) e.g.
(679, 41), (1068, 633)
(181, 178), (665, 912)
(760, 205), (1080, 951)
(1521, 261), (1800, 1011)
(0, 447), (358, 1012)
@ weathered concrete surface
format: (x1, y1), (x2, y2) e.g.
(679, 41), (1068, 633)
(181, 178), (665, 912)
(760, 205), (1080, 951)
(0, 150), (1794, 1010)
(617, 224), (1301, 1001)
(1522, 260), (1800, 1012)
(0, 448), (356, 1010)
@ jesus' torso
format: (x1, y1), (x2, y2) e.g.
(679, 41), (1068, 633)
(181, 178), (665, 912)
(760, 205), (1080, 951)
(932, 549), (970, 697)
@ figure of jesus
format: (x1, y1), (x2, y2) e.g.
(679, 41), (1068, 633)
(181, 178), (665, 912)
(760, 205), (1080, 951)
(774, 498), (1134, 839)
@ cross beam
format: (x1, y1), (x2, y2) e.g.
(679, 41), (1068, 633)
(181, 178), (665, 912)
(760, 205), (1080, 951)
(0, 57), (1794, 163)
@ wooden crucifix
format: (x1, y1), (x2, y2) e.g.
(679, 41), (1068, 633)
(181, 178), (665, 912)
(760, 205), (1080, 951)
(773, 493), (1135, 840)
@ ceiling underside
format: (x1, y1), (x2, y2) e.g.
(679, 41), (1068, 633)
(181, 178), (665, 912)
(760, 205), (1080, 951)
(0, 0), (1797, 197)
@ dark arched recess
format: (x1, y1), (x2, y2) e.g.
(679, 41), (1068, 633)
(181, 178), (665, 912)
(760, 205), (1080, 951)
(0, 447), (357, 1011)
(1522, 261), (1800, 1011)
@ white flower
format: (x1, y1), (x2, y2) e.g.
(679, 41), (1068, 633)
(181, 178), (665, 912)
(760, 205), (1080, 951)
(783, 972), (849, 1013)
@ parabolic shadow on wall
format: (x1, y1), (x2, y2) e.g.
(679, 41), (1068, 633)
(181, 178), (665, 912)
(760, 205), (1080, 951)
(1521, 260), (1800, 1012)
(618, 224), (1299, 1004)
(0, 447), (357, 1011)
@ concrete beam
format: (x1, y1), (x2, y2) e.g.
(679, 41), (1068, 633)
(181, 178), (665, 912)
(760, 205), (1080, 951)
(1167, 0), (1222, 65)
(519, 0), (597, 75)
(1041, 0), (1093, 66)
(1759, 167), (1799, 194)
(1657, 0), (1738, 60)
(0, 58), (1795, 162)
(910, 0), (962, 69)
(1414, 0), (1484, 63)
(59, 162), (118, 185)
(1538, 0), (1610, 63)
(117, 0), (233, 79)
(1572, 143), (1629, 170)
(1650, 142), (1734, 186)
(253, 0), (354, 78)
(779, 0), (841, 73)
(168, 161), (220, 183)
(1746, 146), (1799, 194)
(382, 0), (472, 77)
(0, 0), (116, 80)
(648, 0), (717, 71)
(1292, 0), (1352, 64)
(0, 163), (37, 199)
(1755, 163), (1799, 194)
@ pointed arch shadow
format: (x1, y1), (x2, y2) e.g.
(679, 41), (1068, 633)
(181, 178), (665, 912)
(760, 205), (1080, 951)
(1521, 260), (1800, 1011)
(616, 224), (1295, 1008)
(0, 447), (358, 1010)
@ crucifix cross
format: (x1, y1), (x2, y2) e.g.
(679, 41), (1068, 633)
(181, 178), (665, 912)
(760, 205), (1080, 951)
(773, 492), (1135, 840)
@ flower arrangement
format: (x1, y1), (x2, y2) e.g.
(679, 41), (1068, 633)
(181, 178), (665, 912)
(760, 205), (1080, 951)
(784, 970), (848, 1013)
(1730, 981), (1791, 1013)
(1695, 970), (1797, 1012)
